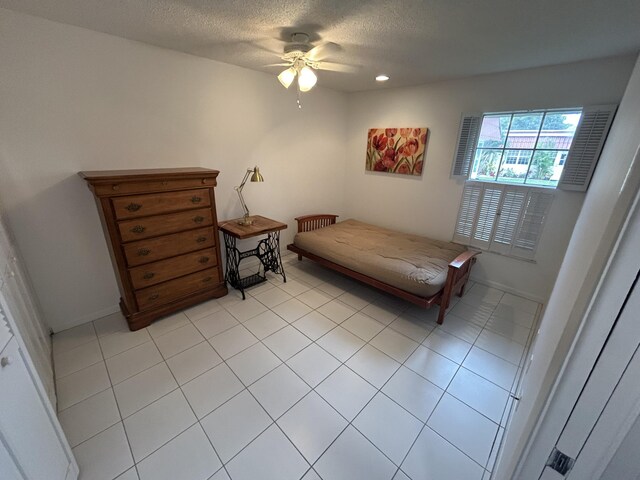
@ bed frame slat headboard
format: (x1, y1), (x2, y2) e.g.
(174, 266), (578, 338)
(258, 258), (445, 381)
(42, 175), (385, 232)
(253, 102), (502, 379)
(295, 214), (339, 233)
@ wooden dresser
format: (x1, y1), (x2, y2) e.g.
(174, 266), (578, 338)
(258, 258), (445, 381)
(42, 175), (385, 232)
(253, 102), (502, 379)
(79, 168), (228, 330)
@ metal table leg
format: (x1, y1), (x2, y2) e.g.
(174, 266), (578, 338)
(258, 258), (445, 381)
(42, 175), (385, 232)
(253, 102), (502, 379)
(257, 231), (287, 283)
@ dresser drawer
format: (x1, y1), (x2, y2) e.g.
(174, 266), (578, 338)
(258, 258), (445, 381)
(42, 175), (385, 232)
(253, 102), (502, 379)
(118, 208), (213, 242)
(123, 227), (215, 267)
(129, 248), (217, 289)
(136, 268), (221, 310)
(112, 189), (211, 220)
(92, 176), (216, 196)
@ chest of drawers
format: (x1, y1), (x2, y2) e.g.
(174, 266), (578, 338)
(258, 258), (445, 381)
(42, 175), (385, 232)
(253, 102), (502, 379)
(79, 168), (228, 330)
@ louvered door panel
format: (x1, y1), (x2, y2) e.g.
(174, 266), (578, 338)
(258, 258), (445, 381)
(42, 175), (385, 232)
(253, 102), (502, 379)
(512, 190), (554, 259)
(558, 105), (617, 191)
(470, 185), (503, 249)
(492, 187), (527, 254)
(453, 183), (483, 243)
(451, 114), (481, 178)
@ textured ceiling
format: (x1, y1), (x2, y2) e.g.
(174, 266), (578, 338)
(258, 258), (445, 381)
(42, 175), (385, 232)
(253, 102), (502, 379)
(1, 0), (639, 92)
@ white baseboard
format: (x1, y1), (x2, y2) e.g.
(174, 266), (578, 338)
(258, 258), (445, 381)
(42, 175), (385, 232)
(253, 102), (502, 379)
(470, 276), (547, 305)
(53, 304), (121, 333)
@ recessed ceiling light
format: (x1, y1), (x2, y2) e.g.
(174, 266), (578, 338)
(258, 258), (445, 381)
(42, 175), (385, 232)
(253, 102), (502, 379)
(375, 74), (390, 82)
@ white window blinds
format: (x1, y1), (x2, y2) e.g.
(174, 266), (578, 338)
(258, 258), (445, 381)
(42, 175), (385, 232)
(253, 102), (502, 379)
(451, 113), (481, 178)
(453, 182), (554, 260)
(557, 104), (617, 191)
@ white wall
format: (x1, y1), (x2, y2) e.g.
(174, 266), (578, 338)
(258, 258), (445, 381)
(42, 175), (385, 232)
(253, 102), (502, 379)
(495, 53), (640, 479)
(345, 56), (635, 301)
(0, 9), (348, 332)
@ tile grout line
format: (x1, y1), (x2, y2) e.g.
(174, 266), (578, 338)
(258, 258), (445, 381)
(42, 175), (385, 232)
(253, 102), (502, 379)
(55, 263), (540, 480)
(91, 318), (142, 480)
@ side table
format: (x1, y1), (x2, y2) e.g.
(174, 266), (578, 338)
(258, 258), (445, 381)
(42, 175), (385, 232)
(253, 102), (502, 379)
(218, 215), (287, 299)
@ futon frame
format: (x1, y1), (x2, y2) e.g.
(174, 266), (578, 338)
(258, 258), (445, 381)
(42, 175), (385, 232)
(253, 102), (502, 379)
(286, 214), (479, 324)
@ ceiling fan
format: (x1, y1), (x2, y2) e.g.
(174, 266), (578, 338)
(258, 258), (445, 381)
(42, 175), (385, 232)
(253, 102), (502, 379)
(266, 32), (357, 94)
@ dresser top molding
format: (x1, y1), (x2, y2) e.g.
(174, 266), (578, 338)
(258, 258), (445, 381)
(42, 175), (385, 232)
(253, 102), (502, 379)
(79, 167), (220, 196)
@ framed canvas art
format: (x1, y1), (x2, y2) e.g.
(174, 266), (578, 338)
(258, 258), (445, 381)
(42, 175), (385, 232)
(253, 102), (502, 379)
(366, 128), (428, 176)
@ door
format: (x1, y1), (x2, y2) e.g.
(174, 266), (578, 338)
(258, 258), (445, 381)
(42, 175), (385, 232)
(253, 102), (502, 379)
(0, 208), (55, 405)
(0, 338), (71, 479)
(539, 272), (640, 479)
(0, 292), (78, 480)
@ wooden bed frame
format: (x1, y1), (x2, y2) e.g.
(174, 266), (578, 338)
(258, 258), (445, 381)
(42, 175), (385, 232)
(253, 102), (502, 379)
(286, 214), (480, 324)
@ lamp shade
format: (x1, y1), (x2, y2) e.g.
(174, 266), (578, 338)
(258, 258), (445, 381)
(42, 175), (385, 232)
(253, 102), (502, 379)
(250, 166), (264, 182)
(298, 66), (317, 92)
(277, 67), (296, 88)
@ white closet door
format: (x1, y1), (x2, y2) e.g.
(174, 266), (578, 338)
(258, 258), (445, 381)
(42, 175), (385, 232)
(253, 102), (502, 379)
(0, 439), (23, 480)
(1, 262), (54, 403)
(0, 338), (70, 479)
(0, 208), (54, 405)
(538, 270), (640, 480)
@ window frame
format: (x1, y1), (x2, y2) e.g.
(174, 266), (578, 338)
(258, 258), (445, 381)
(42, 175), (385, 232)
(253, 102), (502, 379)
(470, 108), (583, 189)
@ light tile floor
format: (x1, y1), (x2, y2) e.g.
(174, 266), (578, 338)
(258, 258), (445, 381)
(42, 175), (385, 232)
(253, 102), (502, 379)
(53, 253), (540, 480)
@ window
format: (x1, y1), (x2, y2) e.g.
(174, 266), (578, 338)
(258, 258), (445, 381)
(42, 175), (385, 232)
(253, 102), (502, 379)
(453, 182), (554, 260)
(558, 152), (567, 166)
(504, 150), (530, 165)
(452, 105), (617, 191)
(451, 104), (617, 259)
(470, 109), (581, 188)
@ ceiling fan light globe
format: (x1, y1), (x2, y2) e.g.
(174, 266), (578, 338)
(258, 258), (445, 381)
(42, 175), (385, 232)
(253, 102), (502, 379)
(277, 67), (296, 88)
(298, 66), (317, 92)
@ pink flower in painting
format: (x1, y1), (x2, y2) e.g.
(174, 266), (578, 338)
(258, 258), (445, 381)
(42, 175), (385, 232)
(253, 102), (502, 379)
(414, 160), (423, 174)
(372, 134), (388, 151)
(402, 138), (420, 156)
(413, 128), (422, 137)
(399, 128), (412, 138)
(397, 163), (410, 174)
(385, 128), (398, 137)
(381, 148), (398, 168)
(420, 133), (427, 144)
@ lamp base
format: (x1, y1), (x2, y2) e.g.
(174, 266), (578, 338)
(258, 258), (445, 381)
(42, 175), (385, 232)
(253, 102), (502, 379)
(237, 214), (254, 226)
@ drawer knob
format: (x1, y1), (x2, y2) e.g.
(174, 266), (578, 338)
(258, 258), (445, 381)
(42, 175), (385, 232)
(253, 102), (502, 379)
(191, 196), (202, 204)
(126, 203), (142, 212)
(143, 272), (155, 280)
(0, 356), (11, 368)
(131, 225), (146, 234)
(138, 248), (151, 256)
(193, 216), (205, 224)
(112, 184), (120, 191)
(196, 236), (207, 243)
(203, 277), (213, 283)
(149, 293), (159, 300)
(198, 256), (209, 264)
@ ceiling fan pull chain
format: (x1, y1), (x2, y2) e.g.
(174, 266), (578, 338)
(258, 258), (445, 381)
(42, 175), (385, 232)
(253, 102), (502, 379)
(297, 84), (303, 109)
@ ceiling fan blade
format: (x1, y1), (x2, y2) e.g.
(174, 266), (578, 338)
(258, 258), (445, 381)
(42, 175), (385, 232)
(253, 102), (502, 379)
(316, 62), (360, 73)
(263, 63), (292, 68)
(306, 42), (340, 61)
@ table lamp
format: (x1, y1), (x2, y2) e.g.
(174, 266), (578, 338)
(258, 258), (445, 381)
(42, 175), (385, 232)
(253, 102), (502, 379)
(235, 166), (264, 225)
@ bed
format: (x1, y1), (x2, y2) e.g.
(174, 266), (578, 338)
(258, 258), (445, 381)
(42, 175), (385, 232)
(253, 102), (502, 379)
(286, 215), (480, 324)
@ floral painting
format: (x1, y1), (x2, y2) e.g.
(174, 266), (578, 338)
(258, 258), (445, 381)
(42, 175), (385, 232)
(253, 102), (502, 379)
(366, 128), (428, 176)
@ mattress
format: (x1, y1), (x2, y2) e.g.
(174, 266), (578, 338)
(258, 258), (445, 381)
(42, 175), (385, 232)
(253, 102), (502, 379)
(293, 219), (467, 298)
